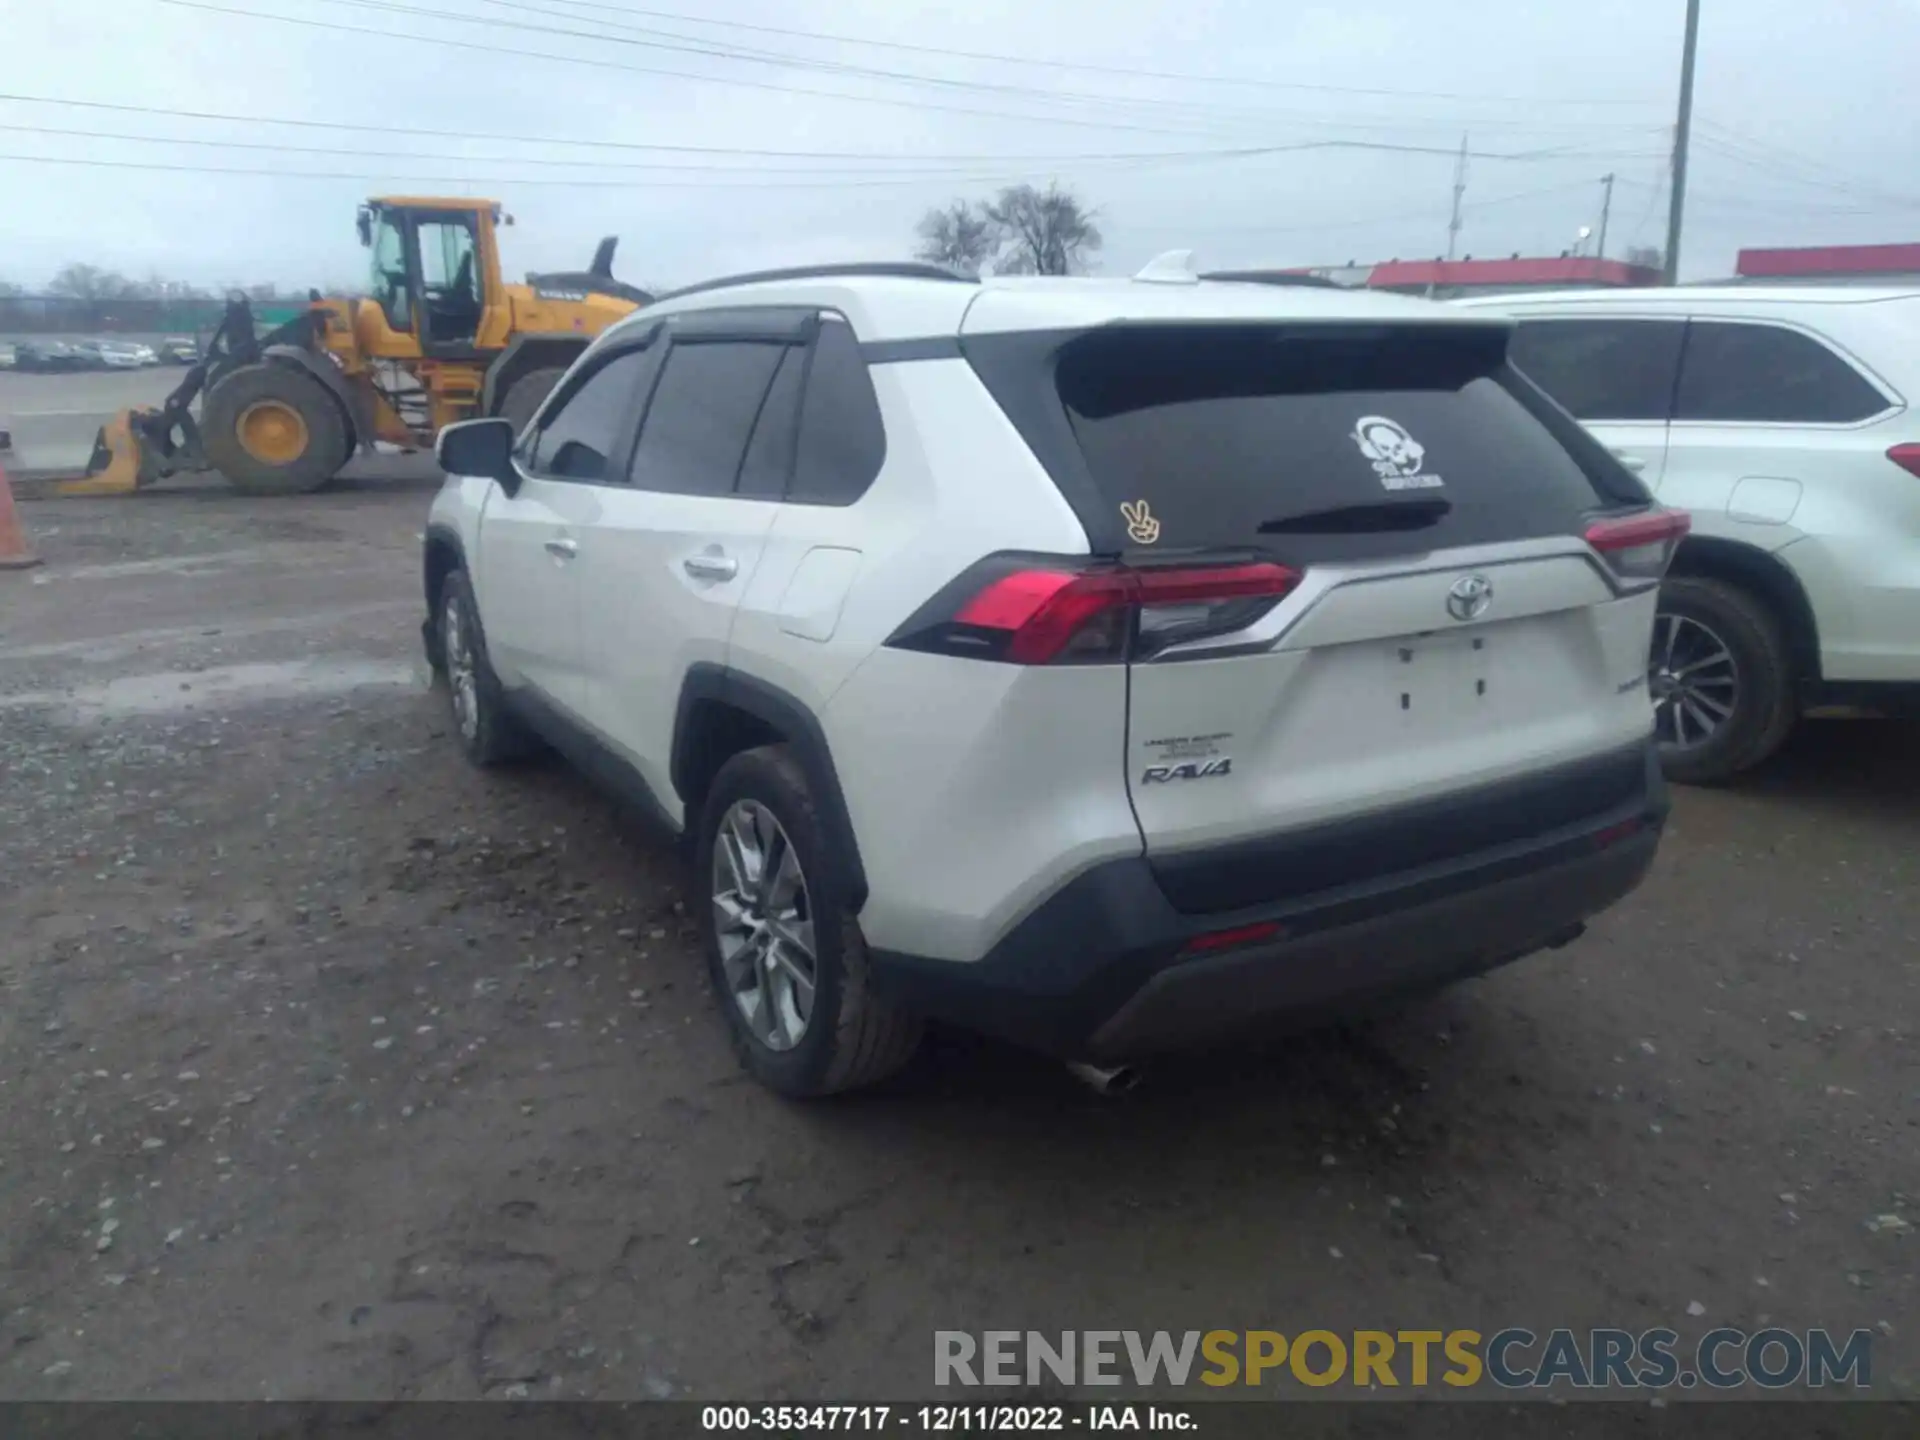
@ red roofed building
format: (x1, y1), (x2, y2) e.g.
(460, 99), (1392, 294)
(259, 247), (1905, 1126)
(1734, 242), (1920, 284)
(1291, 255), (1661, 298)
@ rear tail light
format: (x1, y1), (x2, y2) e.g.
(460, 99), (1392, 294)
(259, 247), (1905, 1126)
(891, 558), (1301, 665)
(1584, 508), (1690, 586)
(1887, 443), (1920, 478)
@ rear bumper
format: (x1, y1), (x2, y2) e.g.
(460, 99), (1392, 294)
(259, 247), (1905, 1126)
(868, 741), (1667, 1062)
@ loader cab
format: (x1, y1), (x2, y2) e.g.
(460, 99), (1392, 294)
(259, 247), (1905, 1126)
(356, 198), (508, 358)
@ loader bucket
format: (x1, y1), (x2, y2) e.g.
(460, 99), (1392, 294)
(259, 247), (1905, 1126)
(52, 409), (178, 497)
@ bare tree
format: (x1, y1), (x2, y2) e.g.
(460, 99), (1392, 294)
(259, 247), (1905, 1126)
(0, 280), (24, 298)
(1625, 244), (1664, 269)
(915, 200), (997, 276)
(48, 262), (138, 301)
(983, 183), (1102, 276)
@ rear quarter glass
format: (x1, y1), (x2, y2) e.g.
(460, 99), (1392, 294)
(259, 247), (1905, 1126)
(966, 322), (1649, 566)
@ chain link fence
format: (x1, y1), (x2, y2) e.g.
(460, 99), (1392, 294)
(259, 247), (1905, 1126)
(0, 295), (310, 338)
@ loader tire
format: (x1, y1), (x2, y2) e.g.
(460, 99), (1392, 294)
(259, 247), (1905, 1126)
(500, 367), (567, 436)
(202, 363), (352, 495)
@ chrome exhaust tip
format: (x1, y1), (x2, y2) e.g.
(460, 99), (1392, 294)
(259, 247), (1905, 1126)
(1066, 1061), (1141, 1096)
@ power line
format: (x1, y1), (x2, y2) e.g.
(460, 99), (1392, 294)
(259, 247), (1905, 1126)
(458, 0), (1668, 134)
(1, 146), (1660, 191)
(156, 0), (1262, 142)
(0, 120), (1297, 177)
(1133, 179), (1610, 238)
(1692, 126), (1920, 209)
(159, 0), (1666, 154)
(0, 92), (1281, 164)
(499, 0), (1663, 108)
(0, 151), (1157, 189)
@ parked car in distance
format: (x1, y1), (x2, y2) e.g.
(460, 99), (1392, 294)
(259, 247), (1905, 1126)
(158, 337), (200, 365)
(0, 342), (17, 370)
(421, 261), (1681, 1097)
(74, 339), (155, 369)
(13, 340), (89, 372)
(1458, 285), (1920, 783)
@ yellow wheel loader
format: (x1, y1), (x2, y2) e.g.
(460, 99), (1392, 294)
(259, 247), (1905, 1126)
(64, 197), (650, 497)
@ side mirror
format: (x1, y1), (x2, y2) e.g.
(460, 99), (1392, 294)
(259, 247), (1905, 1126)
(436, 417), (520, 495)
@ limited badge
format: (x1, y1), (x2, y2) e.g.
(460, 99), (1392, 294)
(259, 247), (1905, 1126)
(1120, 499), (1161, 545)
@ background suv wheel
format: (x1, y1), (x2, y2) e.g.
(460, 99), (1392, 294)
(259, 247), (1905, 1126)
(695, 745), (922, 1097)
(1653, 576), (1797, 785)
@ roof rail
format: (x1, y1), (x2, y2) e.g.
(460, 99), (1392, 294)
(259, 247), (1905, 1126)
(655, 261), (977, 304)
(1201, 269), (1344, 290)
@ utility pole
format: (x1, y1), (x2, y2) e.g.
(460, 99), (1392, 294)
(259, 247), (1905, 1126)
(1597, 173), (1615, 261)
(1663, 0), (1702, 285)
(1445, 133), (1469, 261)
(1430, 133), (1468, 298)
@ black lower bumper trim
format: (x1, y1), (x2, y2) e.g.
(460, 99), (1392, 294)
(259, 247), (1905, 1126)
(868, 742), (1667, 1060)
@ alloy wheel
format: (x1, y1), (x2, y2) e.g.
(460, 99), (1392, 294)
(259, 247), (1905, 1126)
(443, 598), (480, 742)
(1650, 611), (1739, 751)
(711, 800), (817, 1052)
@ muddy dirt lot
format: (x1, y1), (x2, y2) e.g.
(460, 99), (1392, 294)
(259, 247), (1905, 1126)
(1, 480), (1915, 1404)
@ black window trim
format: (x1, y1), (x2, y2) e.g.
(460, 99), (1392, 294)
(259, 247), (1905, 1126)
(1670, 315), (1901, 430)
(514, 323), (664, 487)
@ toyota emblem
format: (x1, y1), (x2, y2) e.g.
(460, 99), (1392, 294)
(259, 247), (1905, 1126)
(1446, 573), (1494, 622)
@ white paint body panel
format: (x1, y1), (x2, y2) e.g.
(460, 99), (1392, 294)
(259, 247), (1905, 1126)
(1461, 287), (1920, 684)
(433, 271), (1666, 972)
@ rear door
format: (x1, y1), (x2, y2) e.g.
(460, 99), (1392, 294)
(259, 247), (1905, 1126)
(1038, 321), (1663, 873)
(1505, 316), (1684, 488)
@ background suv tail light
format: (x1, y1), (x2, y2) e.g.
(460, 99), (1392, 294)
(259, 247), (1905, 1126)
(1585, 509), (1690, 586)
(1887, 443), (1920, 478)
(890, 559), (1301, 664)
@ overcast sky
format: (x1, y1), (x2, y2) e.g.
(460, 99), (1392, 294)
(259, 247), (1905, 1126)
(4, 0), (1918, 293)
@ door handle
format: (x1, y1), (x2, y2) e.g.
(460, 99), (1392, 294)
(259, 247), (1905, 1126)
(683, 552), (738, 582)
(1611, 450), (1648, 473)
(544, 537), (579, 560)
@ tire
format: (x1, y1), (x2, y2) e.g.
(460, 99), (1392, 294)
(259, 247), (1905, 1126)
(695, 746), (923, 1097)
(1651, 576), (1797, 786)
(436, 569), (539, 767)
(201, 363), (353, 495)
(499, 366), (567, 436)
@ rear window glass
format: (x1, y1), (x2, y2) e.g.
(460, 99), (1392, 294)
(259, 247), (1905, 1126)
(1051, 324), (1620, 562)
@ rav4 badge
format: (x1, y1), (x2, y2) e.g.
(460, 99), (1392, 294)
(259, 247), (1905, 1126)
(1142, 758), (1233, 784)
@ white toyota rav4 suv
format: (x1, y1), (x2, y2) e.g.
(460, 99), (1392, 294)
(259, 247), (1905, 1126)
(422, 261), (1679, 1096)
(1458, 285), (1920, 783)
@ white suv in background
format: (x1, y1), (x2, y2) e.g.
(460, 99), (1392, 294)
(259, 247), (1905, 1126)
(422, 261), (1677, 1096)
(1459, 286), (1920, 783)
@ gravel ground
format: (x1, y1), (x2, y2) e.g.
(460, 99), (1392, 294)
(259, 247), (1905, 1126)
(0, 481), (1915, 1405)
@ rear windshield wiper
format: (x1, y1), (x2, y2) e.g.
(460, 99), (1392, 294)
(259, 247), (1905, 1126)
(1257, 497), (1452, 534)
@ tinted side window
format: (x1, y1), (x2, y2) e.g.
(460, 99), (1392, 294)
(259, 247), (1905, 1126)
(629, 341), (786, 497)
(1507, 319), (1683, 422)
(1675, 321), (1887, 424)
(790, 319), (886, 505)
(527, 348), (653, 481)
(736, 348), (805, 500)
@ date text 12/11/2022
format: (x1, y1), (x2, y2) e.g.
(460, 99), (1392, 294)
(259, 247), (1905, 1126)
(702, 1407), (1193, 1432)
